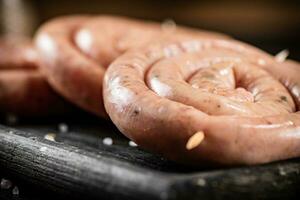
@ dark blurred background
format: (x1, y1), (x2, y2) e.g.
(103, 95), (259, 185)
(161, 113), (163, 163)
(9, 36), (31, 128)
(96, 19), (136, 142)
(1, 0), (300, 59)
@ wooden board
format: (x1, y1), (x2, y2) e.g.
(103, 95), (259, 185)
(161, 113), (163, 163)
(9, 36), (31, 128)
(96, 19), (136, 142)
(1, 116), (300, 200)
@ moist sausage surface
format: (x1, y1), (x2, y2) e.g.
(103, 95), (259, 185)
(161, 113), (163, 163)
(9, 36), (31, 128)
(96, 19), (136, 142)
(0, 37), (75, 117)
(35, 15), (230, 117)
(103, 38), (300, 166)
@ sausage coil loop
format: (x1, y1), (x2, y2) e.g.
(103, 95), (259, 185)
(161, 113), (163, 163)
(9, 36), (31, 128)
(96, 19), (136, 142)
(104, 38), (300, 166)
(35, 15), (229, 117)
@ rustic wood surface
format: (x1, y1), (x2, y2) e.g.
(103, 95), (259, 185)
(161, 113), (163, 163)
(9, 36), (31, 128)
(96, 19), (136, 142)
(0, 115), (300, 200)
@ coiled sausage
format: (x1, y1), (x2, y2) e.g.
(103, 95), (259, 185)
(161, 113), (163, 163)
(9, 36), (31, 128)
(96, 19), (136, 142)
(35, 15), (229, 117)
(103, 38), (300, 166)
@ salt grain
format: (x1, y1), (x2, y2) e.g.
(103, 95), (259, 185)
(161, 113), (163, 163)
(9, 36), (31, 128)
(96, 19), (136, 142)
(129, 141), (138, 147)
(0, 178), (12, 189)
(161, 19), (176, 33)
(40, 146), (48, 152)
(58, 123), (68, 133)
(196, 178), (206, 186)
(275, 49), (289, 63)
(12, 186), (19, 196)
(279, 167), (287, 176)
(44, 133), (56, 142)
(102, 137), (113, 146)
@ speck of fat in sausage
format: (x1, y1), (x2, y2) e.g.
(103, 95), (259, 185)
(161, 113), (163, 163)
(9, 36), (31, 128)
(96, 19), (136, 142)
(258, 58), (266, 66)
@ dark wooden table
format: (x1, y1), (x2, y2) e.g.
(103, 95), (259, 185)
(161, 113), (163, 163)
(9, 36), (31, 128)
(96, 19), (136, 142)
(1, 113), (300, 200)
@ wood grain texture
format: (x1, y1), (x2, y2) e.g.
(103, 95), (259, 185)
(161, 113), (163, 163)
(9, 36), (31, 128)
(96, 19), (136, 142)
(1, 119), (300, 200)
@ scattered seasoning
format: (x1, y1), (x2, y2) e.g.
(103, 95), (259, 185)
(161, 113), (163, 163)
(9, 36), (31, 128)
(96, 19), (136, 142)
(196, 178), (207, 186)
(58, 123), (68, 133)
(186, 131), (205, 150)
(5, 113), (18, 125)
(275, 49), (289, 63)
(44, 133), (56, 142)
(0, 178), (12, 189)
(161, 19), (176, 33)
(102, 137), (113, 146)
(39, 146), (48, 152)
(279, 167), (287, 176)
(12, 186), (19, 196)
(128, 141), (138, 147)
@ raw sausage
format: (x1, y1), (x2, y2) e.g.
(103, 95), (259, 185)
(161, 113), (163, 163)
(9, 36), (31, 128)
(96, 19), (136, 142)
(35, 15), (230, 117)
(103, 38), (300, 166)
(0, 37), (75, 117)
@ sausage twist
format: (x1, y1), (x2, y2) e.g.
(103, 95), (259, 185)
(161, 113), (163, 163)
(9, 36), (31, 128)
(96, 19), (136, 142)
(35, 15), (229, 117)
(103, 38), (300, 166)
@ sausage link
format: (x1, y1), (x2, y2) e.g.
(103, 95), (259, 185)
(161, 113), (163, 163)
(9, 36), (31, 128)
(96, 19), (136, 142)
(35, 15), (230, 117)
(0, 37), (75, 117)
(103, 38), (300, 166)
(0, 37), (37, 69)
